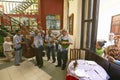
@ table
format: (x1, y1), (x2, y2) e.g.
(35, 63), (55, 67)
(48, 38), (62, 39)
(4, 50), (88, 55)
(66, 60), (110, 80)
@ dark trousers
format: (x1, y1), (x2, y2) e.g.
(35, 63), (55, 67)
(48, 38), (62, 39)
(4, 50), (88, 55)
(57, 50), (68, 68)
(55, 43), (58, 51)
(34, 46), (44, 67)
(46, 46), (56, 61)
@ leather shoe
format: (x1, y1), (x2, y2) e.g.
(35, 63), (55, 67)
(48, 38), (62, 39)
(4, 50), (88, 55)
(15, 64), (20, 66)
(61, 67), (65, 70)
(38, 65), (43, 68)
(52, 60), (56, 63)
(61, 66), (66, 70)
(20, 59), (25, 62)
(55, 65), (61, 67)
(34, 64), (38, 66)
(47, 59), (50, 61)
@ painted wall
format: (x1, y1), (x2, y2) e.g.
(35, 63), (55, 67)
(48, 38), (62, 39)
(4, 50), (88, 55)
(63, 0), (68, 30)
(97, 0), (120, 41)
(66, 0), (82, 49)
(63, 0), (83, 59)
(41, 0), (63, 30)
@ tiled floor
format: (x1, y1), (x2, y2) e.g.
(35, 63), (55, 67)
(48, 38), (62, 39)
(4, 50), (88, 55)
(0, 57), (66, 80)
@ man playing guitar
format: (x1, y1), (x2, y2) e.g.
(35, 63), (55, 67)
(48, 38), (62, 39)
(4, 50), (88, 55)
(56, 29), (72, 70)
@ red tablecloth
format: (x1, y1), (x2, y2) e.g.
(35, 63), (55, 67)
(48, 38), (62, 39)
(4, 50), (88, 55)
(66, 75), (79, 80)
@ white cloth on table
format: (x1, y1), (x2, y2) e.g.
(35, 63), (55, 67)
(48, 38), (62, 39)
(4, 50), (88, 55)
(67, 60), (110, 80)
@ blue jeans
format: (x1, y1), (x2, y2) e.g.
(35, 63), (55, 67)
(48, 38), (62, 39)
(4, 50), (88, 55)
(14, 49), (22, 65)
(46, 46), (56, 61)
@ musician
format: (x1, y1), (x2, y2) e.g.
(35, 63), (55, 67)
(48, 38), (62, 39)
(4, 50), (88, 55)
(45, 29), (56, 63)
(32, 29), (44, 68)
(56, 29), (72, 70)
(13, 30), (24, 66)
(37, 25), (45, 39)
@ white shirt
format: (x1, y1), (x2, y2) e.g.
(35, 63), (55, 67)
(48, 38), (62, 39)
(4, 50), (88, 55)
(13, 34), (22, 49)
(33, 33), (43, 48)
(45, 34), (55, 47)
(104, 40), (114, 47)
(3, 41), (12, 51)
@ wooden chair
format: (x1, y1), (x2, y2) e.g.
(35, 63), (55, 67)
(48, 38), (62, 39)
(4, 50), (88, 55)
(69, 48), (81, 62)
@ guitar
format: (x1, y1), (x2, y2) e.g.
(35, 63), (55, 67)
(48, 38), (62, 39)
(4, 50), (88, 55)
(58, 39), (70, 49)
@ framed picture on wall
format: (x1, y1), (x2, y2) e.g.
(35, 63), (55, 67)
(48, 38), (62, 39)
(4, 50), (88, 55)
(69, 13), (74, 35)
(46, 15), (60, 30)
(111, 14), (120, 35)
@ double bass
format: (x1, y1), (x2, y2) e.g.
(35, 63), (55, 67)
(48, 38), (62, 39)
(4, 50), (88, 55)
(21, 25), (35, 58)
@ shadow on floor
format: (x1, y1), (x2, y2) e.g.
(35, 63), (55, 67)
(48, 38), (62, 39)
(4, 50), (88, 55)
(0, 60), (14, 70)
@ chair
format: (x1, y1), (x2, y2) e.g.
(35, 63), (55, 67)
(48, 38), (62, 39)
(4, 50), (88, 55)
(69, 48), (81, 61)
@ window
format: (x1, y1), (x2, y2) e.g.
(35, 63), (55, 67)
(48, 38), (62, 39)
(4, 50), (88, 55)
(81, 0), (99, 50)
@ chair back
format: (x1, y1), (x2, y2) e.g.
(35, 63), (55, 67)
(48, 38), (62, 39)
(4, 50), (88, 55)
(69, 48), (81, 61)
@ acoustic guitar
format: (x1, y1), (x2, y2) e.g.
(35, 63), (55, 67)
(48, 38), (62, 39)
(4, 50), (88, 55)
(58, 39), (70, 49)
